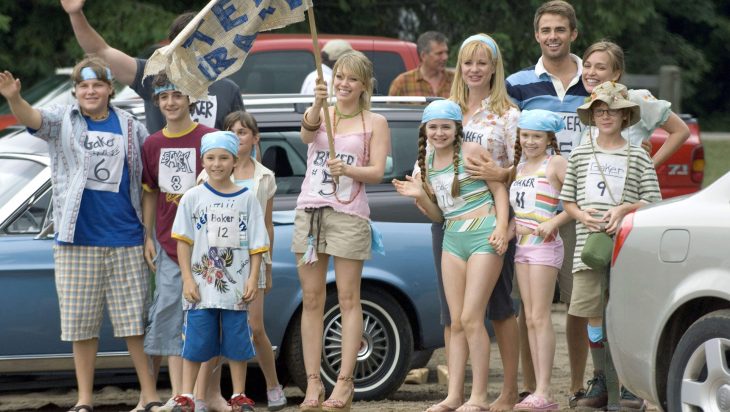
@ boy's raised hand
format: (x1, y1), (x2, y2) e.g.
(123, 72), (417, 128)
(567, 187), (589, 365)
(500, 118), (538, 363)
(0, 71), (21, 100)
(60, 0), (86, 14)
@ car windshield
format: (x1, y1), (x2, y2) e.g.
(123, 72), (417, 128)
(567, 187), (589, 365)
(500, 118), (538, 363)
(0, 158), (46, 206)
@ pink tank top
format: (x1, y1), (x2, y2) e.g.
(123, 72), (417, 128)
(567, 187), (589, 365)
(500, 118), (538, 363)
(296, 114), (372, 220)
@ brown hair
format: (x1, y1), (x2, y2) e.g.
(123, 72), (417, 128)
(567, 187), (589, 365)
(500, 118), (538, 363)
(151, 72), (193, 110)
(223, 111), (259, 135)
(512, 129), (560, 181)
(168, 12), (196, 41)
(71, 55), (115, 98)
(533, 0), (578, 32)
(450, 34), (516, 117)
(417, 121), (464, 201)
(582, 40), (625, 81)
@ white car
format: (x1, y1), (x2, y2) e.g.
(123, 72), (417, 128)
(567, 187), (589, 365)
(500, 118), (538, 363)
(607, 171), (730, 411)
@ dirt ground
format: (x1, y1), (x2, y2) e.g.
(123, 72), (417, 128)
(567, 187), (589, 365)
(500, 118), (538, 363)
(1, 303), (606, 412)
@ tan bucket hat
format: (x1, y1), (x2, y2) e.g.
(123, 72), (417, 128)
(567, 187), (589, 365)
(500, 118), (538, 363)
(577, 81), (640, 127)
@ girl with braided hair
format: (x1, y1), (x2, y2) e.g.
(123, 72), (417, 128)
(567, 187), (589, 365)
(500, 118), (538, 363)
(393, 99), (509, 412)
(510, 110), (572, 411)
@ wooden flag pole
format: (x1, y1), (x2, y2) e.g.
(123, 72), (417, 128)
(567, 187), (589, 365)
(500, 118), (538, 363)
(306, 6), (337, 183)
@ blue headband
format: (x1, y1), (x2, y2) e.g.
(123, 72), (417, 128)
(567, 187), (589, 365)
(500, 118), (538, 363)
(153, 83), (179, 96)
(460, 34), (499, 60)
(79, 66), (113, 82)
(201, 131), (239, 157)
(518, 109), (565, 133)
(422, 100), (463, 124)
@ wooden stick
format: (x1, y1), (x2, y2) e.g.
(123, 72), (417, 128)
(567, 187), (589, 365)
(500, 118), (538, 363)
(306, 6), (338, 184)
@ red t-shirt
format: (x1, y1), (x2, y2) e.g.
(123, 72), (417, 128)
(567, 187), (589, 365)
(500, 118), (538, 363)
(142, 123), (217, 263)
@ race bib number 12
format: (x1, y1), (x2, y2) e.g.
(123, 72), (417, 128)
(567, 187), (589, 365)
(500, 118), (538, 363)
(207, 207), (240, 248)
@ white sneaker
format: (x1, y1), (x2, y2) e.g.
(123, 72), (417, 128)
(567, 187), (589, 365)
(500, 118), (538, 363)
(266, 384), (287, 411)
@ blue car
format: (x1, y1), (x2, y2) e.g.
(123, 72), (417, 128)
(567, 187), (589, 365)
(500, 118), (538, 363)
(0, 98), (443, 400)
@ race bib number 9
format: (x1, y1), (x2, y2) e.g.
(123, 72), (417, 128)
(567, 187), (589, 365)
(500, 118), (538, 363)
(309, 150), (356, 199)
(586, 154), (628, 204)
(159, 148), (196, 194)
(206, 207), (240, 248)
(510, 176), (537, 213)
(84, 131), (124, 192)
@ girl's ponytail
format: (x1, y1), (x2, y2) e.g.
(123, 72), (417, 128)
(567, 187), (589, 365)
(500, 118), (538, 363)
(417, 124), (435, 202)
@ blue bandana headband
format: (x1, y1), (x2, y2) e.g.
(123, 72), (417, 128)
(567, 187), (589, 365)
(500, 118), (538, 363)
(518, 109), (565, 133)
(422, 99), (463, 124)
(79, 66), (113, 82)
(460, 34), (499, 60)
(153, 83), (179, 96)
(201, 131), (239, 157)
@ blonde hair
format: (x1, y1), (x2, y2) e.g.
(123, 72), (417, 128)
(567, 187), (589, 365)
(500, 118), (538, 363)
(417, 121), (464, 201)
(583, 40), (625, 81)
(450, 34), (516, 117)
(331, 50), (374, 110)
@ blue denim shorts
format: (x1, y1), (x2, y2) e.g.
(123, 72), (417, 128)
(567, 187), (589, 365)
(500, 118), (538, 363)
(182, 308), (256, 362)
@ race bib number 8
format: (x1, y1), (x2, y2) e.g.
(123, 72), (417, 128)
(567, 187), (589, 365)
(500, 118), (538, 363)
(84, 131), (124, 192)
(159, 148), (196, 194)
(586, 154), (628, 204)
(207, 207), (240, 248)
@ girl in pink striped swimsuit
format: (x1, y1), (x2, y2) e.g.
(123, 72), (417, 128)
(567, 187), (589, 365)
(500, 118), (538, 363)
(510, 109), (573, 411)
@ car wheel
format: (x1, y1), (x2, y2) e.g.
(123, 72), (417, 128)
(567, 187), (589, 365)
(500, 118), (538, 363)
(284, 285), (414, 400)
(666, 309), (730, 411)
(410, 349), (434, 369)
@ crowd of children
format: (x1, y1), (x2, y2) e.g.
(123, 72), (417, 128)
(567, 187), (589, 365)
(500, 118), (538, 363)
(0, 1), (688, 412)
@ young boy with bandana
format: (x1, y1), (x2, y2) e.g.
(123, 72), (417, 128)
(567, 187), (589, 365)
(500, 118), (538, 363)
(140, 73), (217, 408)
(169, 130), (269, 412)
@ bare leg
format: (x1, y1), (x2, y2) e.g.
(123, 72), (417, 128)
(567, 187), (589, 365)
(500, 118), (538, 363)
(197, 357), (230, 411)
(438, 252), (468, 410)
(168, 355), (183, 396)
(459, 253), (503, 410)
(125, 336), (160, 412)
(324, 257), (364, 404)
(489, 317), (519, 411)
(296, 253), (329, 403)
(518, 305), (536, 393)
(72, 338), (98, 408)
(518, 264), (558, 400)
(181, 359), (203, 395)
(567, 308), (589, 393)
(228, 360), (246, 398)
(248, 291), (281, 390)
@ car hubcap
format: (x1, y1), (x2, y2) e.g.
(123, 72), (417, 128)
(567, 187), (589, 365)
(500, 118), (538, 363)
(321, 304), (390, 384)
(680, 338), (730, 411)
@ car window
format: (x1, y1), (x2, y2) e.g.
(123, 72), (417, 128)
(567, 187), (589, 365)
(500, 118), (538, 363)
(232, 51), (316, 94)
(0, 158), (46, 207)
(360, 51), (406, 96)
(260, 121), (419, 195)
(3, 188), (52, 235)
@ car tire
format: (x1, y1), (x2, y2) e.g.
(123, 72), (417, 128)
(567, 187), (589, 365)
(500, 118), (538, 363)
(409, 349), (434, 369)
(666, 309), (730, 411)
(284, 285), (414, 401)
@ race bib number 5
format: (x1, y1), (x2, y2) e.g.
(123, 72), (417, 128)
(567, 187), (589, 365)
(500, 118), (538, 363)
(309, 149), (356, 199)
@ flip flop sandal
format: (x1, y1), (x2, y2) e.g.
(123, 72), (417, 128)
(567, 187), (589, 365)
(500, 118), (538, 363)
(514, 394), (559, 411)
(67, 405), (93, 412)
(425, 403), (459, 412)
(456, 403), (490, 412)
(138, 401), (165, 412)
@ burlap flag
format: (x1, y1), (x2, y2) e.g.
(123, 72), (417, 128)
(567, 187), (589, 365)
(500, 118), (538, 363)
(144, 0), (313, 99)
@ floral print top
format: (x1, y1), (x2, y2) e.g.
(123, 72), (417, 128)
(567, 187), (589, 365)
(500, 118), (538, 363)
(463, 97), (521, 168)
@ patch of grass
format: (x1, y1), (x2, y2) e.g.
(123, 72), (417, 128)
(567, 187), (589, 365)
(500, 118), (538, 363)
(702, 138), (730, 187)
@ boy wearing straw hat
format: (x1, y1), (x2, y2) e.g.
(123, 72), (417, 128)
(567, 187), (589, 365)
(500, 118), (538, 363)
(559, 81), (660, 410)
